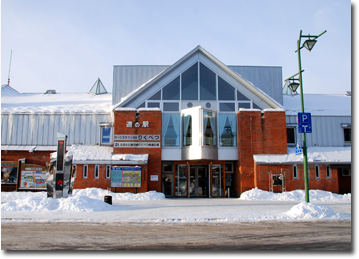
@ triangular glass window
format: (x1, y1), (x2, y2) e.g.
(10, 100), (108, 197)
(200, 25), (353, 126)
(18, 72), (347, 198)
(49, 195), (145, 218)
(237, 90), (250, 101)
(163, 76), (180, 100)
(89, 78), (107, 95)
(218, 76), (235, 100)
(149, 90), (161, 100)
(253, 102), (262, 109)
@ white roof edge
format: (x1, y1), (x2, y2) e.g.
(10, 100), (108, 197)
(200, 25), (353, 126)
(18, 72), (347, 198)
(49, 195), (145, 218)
(112, 45), (284, 110)
(72, 160), (147, 165)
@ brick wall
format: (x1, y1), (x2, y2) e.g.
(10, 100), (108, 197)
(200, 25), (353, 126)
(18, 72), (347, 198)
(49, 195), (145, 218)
(254, 164), (340, 193)
(1, 150), (52, 167)
(236, 110), (287, 196)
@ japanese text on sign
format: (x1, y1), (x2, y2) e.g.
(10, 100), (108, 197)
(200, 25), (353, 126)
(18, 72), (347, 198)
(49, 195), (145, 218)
(114, 135), (160, 141)
(114, 142), (161, 148)
(126, 121), (149, 128)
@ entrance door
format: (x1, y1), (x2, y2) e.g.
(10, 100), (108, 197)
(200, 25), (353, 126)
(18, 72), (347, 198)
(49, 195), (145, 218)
(189, 166), (208, 197)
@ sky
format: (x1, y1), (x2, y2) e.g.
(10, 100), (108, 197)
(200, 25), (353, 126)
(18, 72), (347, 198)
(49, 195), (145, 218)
(0, 0), (353, 94)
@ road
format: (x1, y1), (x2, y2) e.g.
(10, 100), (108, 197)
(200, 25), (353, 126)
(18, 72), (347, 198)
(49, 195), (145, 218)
(1, 220), (351, 250)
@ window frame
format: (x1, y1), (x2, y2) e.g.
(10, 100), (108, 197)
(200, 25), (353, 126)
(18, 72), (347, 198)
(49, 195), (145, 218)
(293, 165), (298, 179)
(315, 165), (320, 179)
(326, 165), (331, 179)
(83, 165), (88, 179)
(106, 165), (111, 179)
(100, 126), (112, 146)
(286, 125), (297, 146)
(94, 165), (99, 179)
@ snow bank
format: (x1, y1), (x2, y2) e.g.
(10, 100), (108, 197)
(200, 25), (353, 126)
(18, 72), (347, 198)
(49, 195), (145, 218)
(1, 188), (165, 213)
(239, 188), (351, 202)
(285, 202), (349, 220)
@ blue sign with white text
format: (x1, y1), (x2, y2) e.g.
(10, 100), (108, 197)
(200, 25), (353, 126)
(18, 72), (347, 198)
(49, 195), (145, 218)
(298, 112), (312, 133)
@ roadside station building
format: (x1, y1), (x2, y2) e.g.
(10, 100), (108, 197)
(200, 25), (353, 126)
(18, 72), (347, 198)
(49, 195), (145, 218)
(1, 46), (351, 196)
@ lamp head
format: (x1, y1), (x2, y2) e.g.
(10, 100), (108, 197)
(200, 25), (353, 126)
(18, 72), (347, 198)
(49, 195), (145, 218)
(288, 81), (300, 93)
(303, 39), (317, 52)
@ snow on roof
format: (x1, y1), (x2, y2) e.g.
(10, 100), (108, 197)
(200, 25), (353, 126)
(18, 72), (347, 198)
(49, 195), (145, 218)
(63, 145), (148, 164)
(1, 92), (112, 114)
(1, 84), (20, 96)
(253, 147), (351, 164)
(283, 94), (351, 116)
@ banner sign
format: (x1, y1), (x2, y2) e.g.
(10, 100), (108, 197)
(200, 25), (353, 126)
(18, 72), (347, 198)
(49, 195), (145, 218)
(111, 166), (141, 188)
(1, 161), (18, 185)
(115, 135), (160, 141)
(114, 142), (160, 148)
(19, 164), (47, 190)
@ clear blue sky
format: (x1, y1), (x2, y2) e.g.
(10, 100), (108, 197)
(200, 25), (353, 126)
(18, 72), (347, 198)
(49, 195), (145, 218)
(1, 0), (352, 94)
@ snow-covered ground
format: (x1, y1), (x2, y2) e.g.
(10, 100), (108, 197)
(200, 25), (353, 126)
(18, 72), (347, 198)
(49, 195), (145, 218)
(1, 188), (351, 223)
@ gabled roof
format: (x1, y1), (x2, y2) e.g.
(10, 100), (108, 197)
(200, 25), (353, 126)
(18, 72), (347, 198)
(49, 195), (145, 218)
(112, 45), (283, 110)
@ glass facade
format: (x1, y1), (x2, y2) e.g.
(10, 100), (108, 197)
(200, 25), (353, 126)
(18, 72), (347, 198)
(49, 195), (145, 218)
(219, 114), (237, 147)
(200, 63), (216, 100)
(203, 110), (216, 146)
(182, 63), (198, 100)
(162, 113), (180, 147)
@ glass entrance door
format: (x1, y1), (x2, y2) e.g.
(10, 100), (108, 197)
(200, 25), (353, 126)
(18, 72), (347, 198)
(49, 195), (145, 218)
(189, 166), (208, 197)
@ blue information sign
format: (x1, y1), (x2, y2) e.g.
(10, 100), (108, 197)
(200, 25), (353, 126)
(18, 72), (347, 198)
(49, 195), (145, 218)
(298, 112), (312, 133)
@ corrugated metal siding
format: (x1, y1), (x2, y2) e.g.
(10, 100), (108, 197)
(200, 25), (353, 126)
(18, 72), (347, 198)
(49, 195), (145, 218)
(286, 115), (351, 147)
(112, 65), (170, 105)
(1, 113), (112, 146)
(228, 66), (283, 105)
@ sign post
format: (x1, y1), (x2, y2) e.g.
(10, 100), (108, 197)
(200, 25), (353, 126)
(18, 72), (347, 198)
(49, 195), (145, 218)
(54, 133), (67, 198)
(298, 112), (312, 133)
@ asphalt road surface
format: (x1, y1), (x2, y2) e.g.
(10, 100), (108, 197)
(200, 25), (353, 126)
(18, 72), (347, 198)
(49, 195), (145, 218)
(1, 220), (351, 250)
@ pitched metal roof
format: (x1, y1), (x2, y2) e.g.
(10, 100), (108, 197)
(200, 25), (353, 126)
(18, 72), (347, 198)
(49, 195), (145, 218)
(112, 45), (284, 110)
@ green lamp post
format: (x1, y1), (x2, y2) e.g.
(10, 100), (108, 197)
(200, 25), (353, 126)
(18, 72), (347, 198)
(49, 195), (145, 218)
(285, 30), (327, 203)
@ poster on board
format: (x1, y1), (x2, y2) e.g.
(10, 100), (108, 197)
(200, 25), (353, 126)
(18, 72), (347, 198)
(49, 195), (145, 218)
(19, 164), (47, 190)
(111, 166), (141, 188)
(1, 161), (18, 184)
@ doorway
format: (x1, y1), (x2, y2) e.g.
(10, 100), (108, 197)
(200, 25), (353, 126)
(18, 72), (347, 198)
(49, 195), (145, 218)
(189, 165), (209, 197)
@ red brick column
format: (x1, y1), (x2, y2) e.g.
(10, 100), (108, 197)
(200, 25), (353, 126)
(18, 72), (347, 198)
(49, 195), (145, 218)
(113, 109), (162, 193)
(236, 110), (263, 195)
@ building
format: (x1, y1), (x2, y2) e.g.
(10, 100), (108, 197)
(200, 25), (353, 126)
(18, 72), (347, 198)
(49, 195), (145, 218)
(1, 46), (351, 196)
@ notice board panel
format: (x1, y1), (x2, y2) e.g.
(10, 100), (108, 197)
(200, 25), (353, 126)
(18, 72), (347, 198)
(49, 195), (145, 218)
(111, 166), (141, 188)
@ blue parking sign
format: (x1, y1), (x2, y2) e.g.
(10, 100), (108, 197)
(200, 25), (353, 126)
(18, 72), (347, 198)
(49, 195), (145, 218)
(298, 112), (312, 133)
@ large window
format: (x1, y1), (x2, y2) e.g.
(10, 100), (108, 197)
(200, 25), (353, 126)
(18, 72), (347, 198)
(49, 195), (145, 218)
(182, 63), (198, 100)
(219, 114), (237, 147)
(200, 63), (216, 100)
(203, 110), (217, 146)
(218, 76), (235, 100)
(162, 113), (180, 147)
(163, 76), (180, 100)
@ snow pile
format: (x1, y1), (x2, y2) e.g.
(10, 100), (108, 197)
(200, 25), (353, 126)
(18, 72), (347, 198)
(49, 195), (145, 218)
(1, 195), (115, 212)
(1, 188), (165, 213)
(239, 188), (351, 202)
(285, 202), (348, 220)
(73, 188), (165, 201)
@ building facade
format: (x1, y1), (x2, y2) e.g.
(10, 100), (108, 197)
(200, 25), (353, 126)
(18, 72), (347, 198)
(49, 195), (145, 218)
(1, 46), (351, 196)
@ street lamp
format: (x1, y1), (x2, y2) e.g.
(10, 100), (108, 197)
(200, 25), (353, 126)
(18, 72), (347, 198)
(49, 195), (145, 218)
(285, 30), (327, 203)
